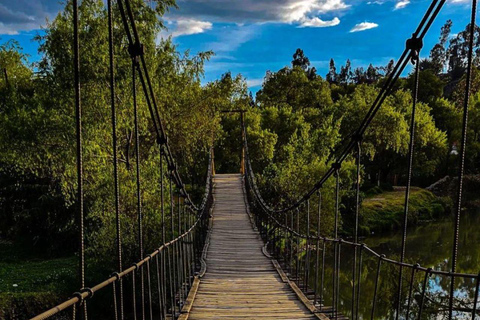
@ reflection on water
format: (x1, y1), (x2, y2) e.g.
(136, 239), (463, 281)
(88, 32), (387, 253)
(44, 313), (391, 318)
(308, 209), (480, 319)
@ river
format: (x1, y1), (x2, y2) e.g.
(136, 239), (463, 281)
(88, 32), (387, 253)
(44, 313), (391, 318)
(306, 208), (480, 319)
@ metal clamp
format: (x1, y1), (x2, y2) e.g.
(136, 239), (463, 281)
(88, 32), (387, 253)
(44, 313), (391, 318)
(80, 287), (94, 300)
(110, 272), (121, 281)
(128, 41), (144, 64)
(406, 34), (423, 64)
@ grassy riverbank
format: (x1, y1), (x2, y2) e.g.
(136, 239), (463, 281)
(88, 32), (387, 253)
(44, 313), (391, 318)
(0, 241), (76, 318)
(359, 188), (451, 235)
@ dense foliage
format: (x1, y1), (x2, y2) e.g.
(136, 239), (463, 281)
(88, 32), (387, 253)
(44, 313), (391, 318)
(0, 0), (224, 265)
(1, 0), (479, 307)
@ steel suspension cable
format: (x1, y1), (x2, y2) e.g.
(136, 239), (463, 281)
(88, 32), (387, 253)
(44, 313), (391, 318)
(405, 264), (419, 319)
(112, 279), (118, 320)
(371, 255), (385, 320)
(314, 191), (322, 307)
(396, 39), (422, 320)
(116, 0), (202, 210)
(449, 0), (477, 318)
(418, 269), (432, 319)
(169, 176), (177, 317)
(73, 0), (87, 318)
(132, 54), (146, 320)
(333, 168), (340, 318)
(132, 270), (137, 320)
(351, 140), (361, 320)
(160, 148), (167, 319)
(147, 259), (153, 320)
(355, 245), (364, 320)
(108, 0), (124, 318)
(473, 273), (480, 318)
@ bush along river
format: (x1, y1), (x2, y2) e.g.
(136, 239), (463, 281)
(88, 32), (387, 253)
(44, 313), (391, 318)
(301, 208), (480, 319)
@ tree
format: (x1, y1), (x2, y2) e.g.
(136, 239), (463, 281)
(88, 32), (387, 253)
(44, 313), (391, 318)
(405, 69), (444, 104)
(336, 85), (447, 184)
(326, 58), (337, 83)
(338, 59), (353, 84)
(353, 67), (366, 84)
(0, 0), (220, 263)
(427, 20), (452, 74)
(447, 23), (480, 80)
(382, 59), (395, 77)
(256, 66), (333, 114)
(292, 48), (311, 71)
(366, 64), (380, 83)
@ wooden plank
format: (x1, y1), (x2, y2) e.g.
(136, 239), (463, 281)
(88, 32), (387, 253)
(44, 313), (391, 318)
(183, 174), (326, 320)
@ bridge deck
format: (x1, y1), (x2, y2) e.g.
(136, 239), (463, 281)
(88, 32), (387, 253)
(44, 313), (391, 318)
(187, 174), (316, 320)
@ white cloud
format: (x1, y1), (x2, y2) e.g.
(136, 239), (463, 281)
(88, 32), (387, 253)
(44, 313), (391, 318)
(449, 0), (469, 3)
(169, 0), (349, 28)
(206, 25), (258, 53)
(246, 78), (264, 87)
(299, 16), (340, 27)
(0, 22), (19, 35)
(280, 0), (348, 23)
(394, 0), (410, 10)
(350, 22), (379, 33)
(0, 1), (62, 35)
(171, 19), (212, 37)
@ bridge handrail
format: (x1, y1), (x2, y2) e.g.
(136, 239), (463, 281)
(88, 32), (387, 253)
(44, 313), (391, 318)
(31, 165), (213, 320)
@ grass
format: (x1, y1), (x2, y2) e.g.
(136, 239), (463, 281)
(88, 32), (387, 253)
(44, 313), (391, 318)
(0, 240), (76, 318)
(360, 187), (451, 235)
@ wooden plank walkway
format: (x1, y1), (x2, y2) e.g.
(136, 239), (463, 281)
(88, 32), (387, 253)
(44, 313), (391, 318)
(187, 174), (317, 320)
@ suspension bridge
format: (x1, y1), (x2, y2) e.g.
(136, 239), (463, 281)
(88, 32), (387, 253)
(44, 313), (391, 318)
(11, 0), (480, 319)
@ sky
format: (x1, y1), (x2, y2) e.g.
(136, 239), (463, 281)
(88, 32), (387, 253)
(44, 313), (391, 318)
(0, 0), (474, 94)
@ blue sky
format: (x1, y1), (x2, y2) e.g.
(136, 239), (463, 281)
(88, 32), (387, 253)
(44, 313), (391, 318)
(0, 0), (473, 93)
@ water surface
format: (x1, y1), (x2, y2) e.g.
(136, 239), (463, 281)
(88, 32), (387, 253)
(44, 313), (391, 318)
(309, 209), (480, 319)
